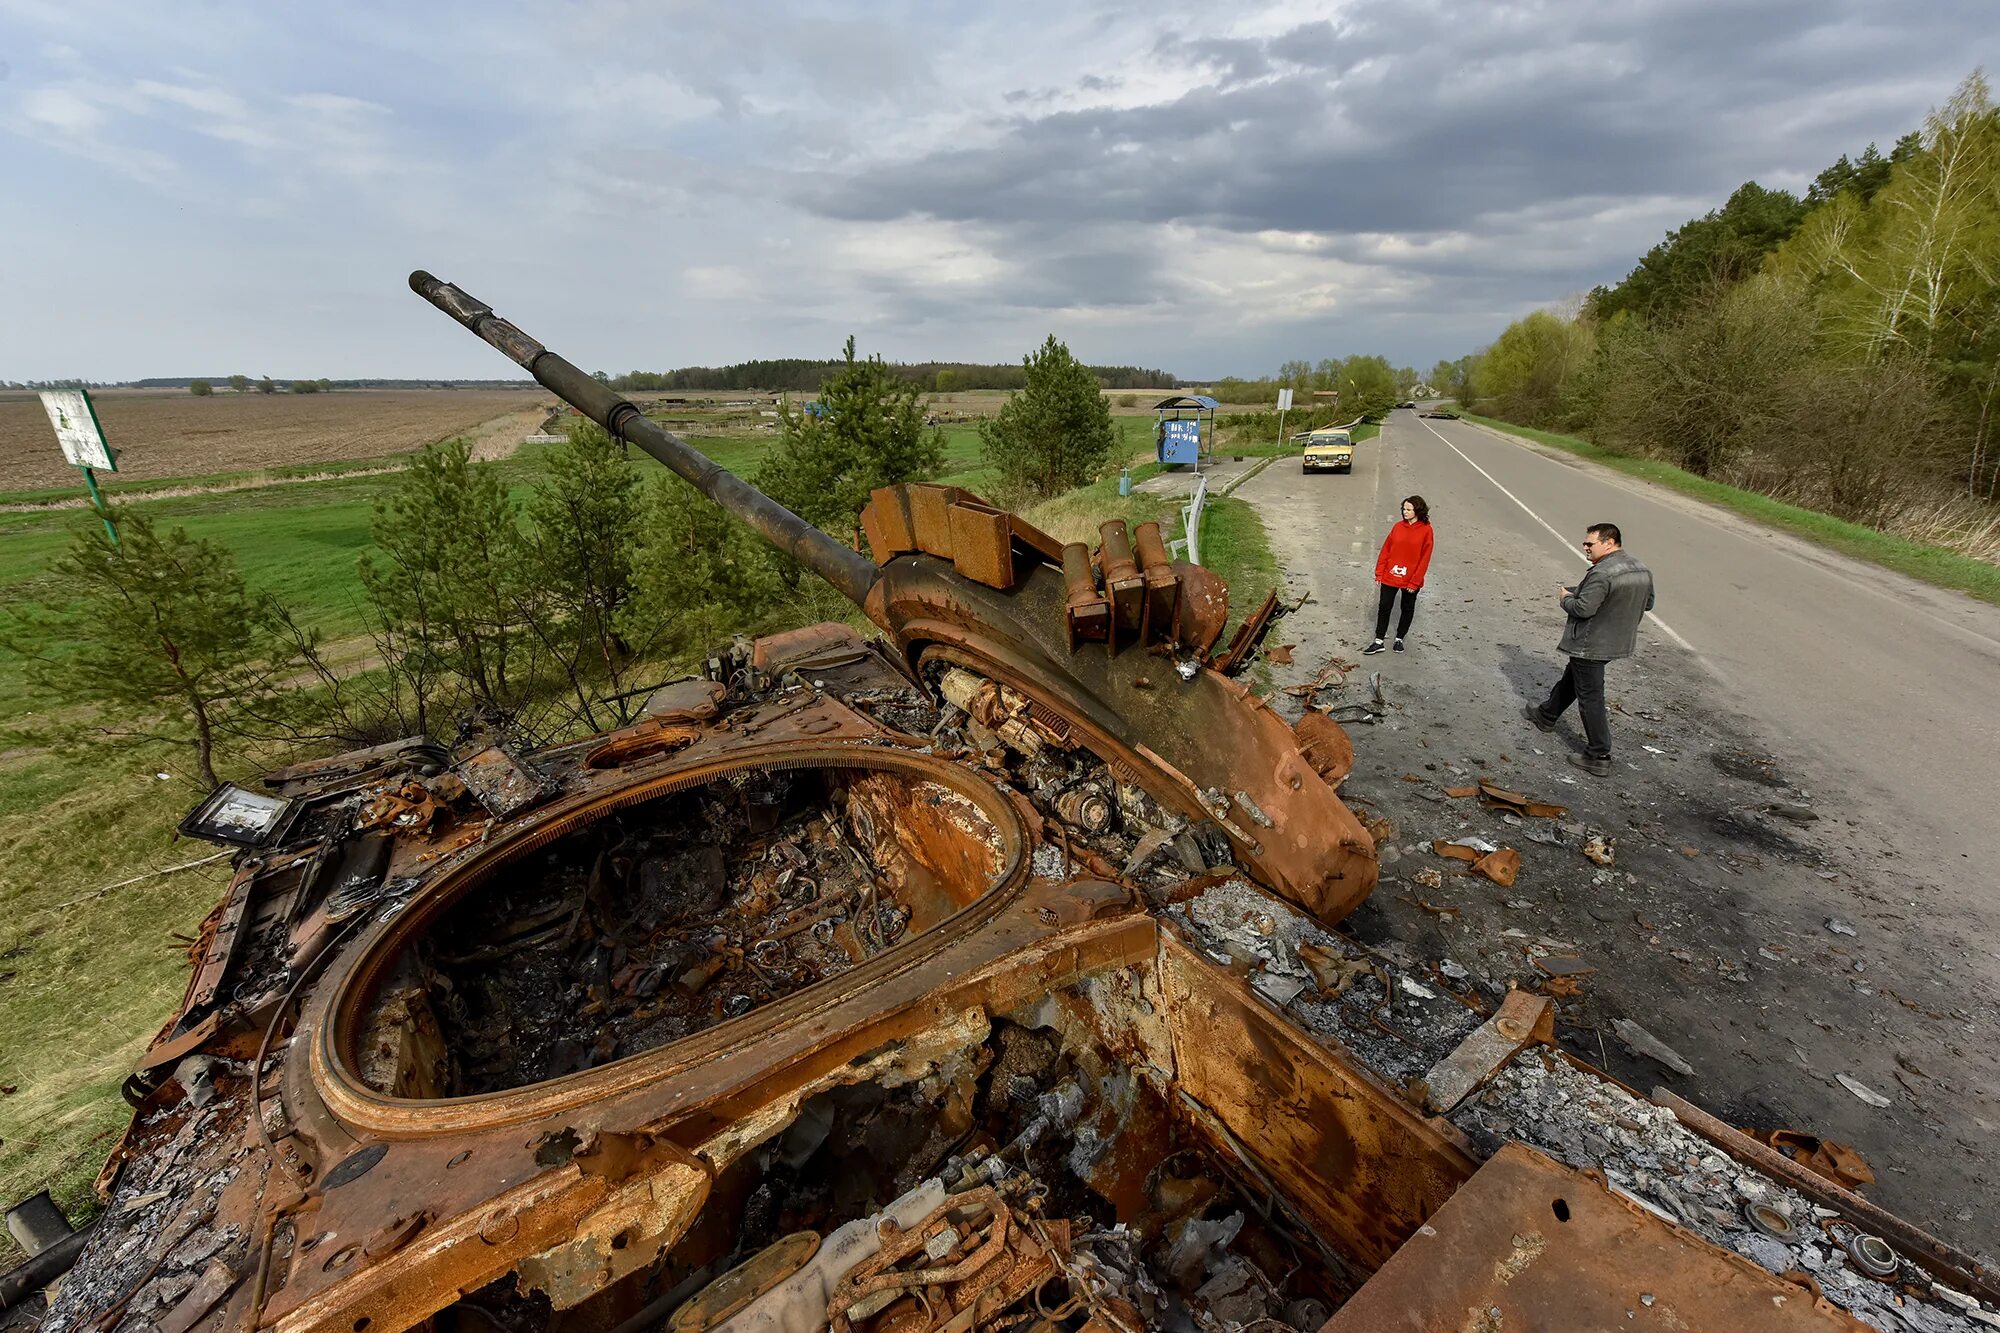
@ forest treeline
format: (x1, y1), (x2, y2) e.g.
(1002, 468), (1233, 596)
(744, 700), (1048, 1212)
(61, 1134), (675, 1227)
(1456, 71), (2000, 553)
(608, 358), (1175, 394)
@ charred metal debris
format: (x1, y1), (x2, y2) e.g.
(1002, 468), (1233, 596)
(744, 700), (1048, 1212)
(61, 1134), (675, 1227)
(15, 274), (1998, 1333)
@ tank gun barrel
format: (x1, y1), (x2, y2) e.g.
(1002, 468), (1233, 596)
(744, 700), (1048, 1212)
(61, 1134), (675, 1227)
(408, 271), (880, 609)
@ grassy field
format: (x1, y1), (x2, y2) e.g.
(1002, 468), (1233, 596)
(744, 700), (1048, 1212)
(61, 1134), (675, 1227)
(1463, 413), (2000, 607)
(0, 406), (1270, 1254)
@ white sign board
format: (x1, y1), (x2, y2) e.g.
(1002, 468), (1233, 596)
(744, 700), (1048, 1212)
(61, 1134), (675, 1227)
(1276, 388), (1294, 412)
(40, 390), (117, 471)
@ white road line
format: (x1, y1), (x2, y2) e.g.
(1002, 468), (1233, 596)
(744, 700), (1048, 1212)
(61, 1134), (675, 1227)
(1456, 418), (2000, 657)
(1414, 415), (1703, 659)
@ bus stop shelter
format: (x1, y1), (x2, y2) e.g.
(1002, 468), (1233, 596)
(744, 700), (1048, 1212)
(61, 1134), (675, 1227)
(1154, 395), (1218, 466)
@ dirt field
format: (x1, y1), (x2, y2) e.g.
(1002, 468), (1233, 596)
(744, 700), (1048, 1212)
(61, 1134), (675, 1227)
(0, 389), (553, 493)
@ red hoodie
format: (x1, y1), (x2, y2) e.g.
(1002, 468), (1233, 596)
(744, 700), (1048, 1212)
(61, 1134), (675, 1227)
(1374, 520), (1434, 591)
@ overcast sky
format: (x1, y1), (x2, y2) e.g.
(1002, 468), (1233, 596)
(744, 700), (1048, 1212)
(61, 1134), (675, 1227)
(3, 1), (1995, 382)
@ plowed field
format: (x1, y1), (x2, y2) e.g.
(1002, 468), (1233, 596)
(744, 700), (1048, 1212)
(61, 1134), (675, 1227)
(0, 389), (550, 493)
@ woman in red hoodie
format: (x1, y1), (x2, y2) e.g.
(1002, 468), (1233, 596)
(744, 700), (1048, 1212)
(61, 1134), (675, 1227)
(1364, 495), (1433, 654)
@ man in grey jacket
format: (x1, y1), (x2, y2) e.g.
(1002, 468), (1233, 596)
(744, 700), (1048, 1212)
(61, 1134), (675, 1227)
(1521, 522), (1655, 777)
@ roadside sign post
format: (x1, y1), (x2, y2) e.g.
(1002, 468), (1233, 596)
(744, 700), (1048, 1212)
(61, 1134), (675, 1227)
(39, 389), (120, 545)
(1276, 387), (1293, 451)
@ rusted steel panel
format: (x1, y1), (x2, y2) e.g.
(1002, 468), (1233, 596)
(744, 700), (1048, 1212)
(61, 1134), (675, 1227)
(1007, 513), (1064, 567)
(862, 485), (917, 564)
(750, 622), (865, 674)
(947, 499), (1017, 590)
(1159, 928), (1476, 1271)
(907, 484), (963, 558)
(1325, 1142), (1871, 1330)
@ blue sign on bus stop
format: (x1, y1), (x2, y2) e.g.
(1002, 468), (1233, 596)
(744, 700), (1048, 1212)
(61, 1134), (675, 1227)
(1159, 418), (1201, 465)
(1153, 395), (1218, 467)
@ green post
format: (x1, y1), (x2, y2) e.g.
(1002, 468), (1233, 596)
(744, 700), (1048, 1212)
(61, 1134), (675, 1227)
(78, 465), (118, 545)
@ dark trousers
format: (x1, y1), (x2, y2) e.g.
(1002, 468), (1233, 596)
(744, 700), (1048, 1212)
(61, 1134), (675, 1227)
(1538, 656), (1611, 759)
(1374, 584), (1418, 640)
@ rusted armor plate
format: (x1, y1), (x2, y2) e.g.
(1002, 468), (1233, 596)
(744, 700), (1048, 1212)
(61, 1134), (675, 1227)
(1325, 1142), (1871, 1330)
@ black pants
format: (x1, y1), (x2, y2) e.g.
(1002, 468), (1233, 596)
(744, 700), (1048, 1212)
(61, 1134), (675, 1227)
(1374, 584), (1418, 640)
(1538, 656), (1611, 759)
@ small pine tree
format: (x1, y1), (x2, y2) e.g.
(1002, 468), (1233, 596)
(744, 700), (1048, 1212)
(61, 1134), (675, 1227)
(13, 510), (294, 786)
(979, 336), (1117, 497)
(358, 439), (526, 732)
(522, 421), (644, 728)
(621, 474), (778, 658)
(756, 336), (944, 535)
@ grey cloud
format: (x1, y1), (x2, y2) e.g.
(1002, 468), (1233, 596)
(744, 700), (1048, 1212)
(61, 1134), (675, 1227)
(795, 0), (1997, 342)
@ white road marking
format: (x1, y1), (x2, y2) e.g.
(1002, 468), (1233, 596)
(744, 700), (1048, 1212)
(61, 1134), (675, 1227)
(1414, 415), (1703, 659)
(1455, 417), (2000, 657)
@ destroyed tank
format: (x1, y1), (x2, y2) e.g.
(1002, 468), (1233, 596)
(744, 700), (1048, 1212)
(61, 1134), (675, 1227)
(17, 276), (1998, 1333)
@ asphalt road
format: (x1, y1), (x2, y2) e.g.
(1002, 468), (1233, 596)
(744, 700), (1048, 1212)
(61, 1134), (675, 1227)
(1312, 408), (1999, 919)
(1422, 410), (2000, 848)
(1232, 408), (2000, 1254)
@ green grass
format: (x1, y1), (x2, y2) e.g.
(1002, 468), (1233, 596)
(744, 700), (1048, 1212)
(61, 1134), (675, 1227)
(1197, 496), (1280, 607)
(1462, 413), (2000, 607)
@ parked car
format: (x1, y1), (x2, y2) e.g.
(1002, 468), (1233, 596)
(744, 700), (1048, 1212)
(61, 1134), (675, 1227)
(1301, 427), (1354, 473)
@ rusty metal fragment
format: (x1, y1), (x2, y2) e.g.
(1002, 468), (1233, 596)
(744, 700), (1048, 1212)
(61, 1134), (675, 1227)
(1423, 990), (1554, 1114)
(452, 743), (554, 818)
(1293, 710), (1356, 789)
(1172, 561), (1229, 656)
(1756, 1129), (1877, 1192)
(1210, 589), (1279, 676)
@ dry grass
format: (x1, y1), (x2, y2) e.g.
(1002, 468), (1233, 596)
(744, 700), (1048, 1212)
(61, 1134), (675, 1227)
(1885, 493), (2000, 562)
(0, 389), (553, 493)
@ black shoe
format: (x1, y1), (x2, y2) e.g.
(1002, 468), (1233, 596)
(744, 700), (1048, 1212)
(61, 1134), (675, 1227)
(1362, 640), (1386, 655)
(1392, 638), (1405, 652)
(1569, 753), (1612, 777)
(1521, 704), (1555, 733)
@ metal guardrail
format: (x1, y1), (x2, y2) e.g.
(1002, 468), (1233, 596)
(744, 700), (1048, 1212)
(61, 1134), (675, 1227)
(1182, 472), (1210, 565)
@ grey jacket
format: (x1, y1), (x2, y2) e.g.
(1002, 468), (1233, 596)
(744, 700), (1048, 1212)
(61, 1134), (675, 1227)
(1558, 549), (1655, 660)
